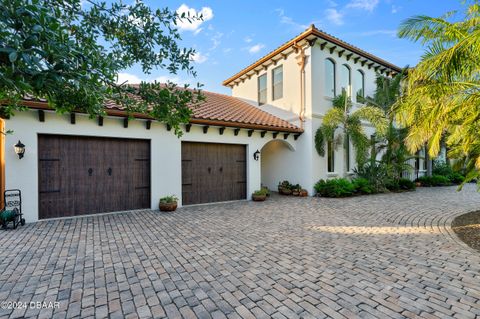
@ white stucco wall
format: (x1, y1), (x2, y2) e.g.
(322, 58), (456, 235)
(4, 110), (297, 222)
(231, 48), (307, 117)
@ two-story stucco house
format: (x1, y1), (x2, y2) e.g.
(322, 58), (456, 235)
(1, 25), (430, 222)
(223, 25), (407, 194)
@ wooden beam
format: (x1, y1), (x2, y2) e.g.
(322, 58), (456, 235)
(260, 131), (267, 138)
(361, 60), (367, 66)
(337, 50), (345, 58)
(320, 42), (327, 50)
(70, 113), (76, 124)
(273, 132), (279, 139)
(329, 46), (337, 54)
(281, 53), (288, 60)
(185, 123), (191, 132)
(203, 126), (209, 134)
(38, 110), (45, 122)
(354, 57), (360, 63)
(374, 66), (380, 72)
(219, 127), (225, 135)
(346, 53), (352, 61)
(294, 134), (300, 141)
(307, 38), (317, 47)
(98, 116), (103, 126)
(248, 129), (254, 137)
(284, 133), (290, 140)
(166, 124), (171, 131)
(146, 120), (151, 130)
(368, 62), (374, 69)
(234, 128), (240, 136)
(123, 117), (129, 128)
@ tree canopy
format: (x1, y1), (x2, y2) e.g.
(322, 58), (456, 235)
(394, 2), (480, 183)
(0, 0), (204, 135)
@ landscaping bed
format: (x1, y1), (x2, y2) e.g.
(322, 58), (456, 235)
(452, 211), (480, 252)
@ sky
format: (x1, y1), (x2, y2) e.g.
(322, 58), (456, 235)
(117, 0), (467, 94)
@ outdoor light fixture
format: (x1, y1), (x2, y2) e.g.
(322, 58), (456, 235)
(253, 150), (260, 161)
(14, 140), (25, 159)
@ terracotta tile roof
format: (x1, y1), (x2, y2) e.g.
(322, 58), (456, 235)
(19, 89), (303, 133)
(223, 25), (402, 86)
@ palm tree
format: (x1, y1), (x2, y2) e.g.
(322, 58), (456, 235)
(315, 89), (388, 176)
(362, 72), (417, 180)
(394, 3), (480, 183)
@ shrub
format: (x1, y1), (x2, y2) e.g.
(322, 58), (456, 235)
(447, 172), (465, 184)
(352, 177), (375, 194)
(260, 186), (271, 196)
(432, 160), (454, 176)
(418, 175), (451, 187)
(314, 178), (355, 197)
(398, 178), (416, 190)
(385, 179), (400, 191)
(353, 162), (388, 193)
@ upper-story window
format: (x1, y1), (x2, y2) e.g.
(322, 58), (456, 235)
(272, 65), (283, 100)
(258, 73), (267, 105)
(324, 58), (336, 98)
(340, 64), (351, 96)
(355, 70), (365, 101)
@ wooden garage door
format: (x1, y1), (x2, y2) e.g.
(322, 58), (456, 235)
(182, 142), (246, 205)
(38, 135), (150, 219)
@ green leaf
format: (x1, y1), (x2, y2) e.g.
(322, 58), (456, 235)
(8, 51), (18, 62)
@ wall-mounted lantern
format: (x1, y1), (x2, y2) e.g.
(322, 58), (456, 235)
(253, 150), (260, 161)
(14, 140), (25, 159)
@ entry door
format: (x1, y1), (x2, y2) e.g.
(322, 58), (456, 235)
(38, 135), (150, 219)
(182, 142), (246, 205)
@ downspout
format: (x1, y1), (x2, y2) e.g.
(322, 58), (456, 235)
(294, 43), (307, 130)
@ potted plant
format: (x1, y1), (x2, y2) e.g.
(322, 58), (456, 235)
(252, 189), (268, 201)
(299, 189), (308, 197)
(278, 180), (292, 195)
(159, 195), (178, 212)
(292, 184), (301, 196)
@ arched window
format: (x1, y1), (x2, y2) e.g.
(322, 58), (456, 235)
(340, 64), (351, 96)
(324, 59), (336, 97)
(355, 70), (365, 101)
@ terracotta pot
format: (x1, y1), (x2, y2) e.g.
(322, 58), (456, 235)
(159, 202), (177, 212)
(252, 194), (267, 201)
(292, 191), (300, 196)
(281, 188), (292, 195)
(299, 190), (308, 197)
(415, 182), (421, 187)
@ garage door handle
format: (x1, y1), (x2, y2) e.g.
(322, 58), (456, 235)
(88, 168), (93, 176)
(107, 168), (112, 176)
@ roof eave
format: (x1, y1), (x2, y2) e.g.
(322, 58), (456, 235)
(16, 101), (303, 134)
(222, 26), (402, 87)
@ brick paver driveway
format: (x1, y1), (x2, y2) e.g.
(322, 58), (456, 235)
(1, 186), (480, 319)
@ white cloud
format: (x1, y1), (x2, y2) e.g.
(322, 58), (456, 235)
(275, 8), (308, 31)
(210, 32), (223, 50)
(248, 44), (265, 54)
(117, 72), (143, 84)
(244, 36), (253, 43)
(358, 29), (396, 37)
(191, 51), (208, 64)
(391, 5), (401, 13)
(325, 8), (344, 25)
(175, 4), (214, 33)
(346, 0), (380, 12)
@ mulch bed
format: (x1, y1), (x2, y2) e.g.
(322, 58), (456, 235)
(452, 211), (480, 252)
